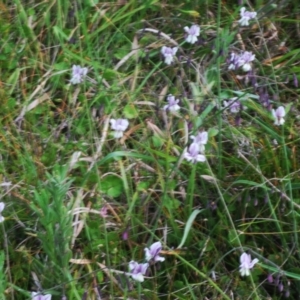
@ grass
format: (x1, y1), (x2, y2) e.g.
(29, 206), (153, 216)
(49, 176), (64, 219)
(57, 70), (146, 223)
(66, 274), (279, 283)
(1, 0), (300, 299)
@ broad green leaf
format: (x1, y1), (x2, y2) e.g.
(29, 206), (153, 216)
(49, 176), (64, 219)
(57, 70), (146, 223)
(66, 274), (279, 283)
(123, 103), (138, 119)
(100, 175), (123, 197)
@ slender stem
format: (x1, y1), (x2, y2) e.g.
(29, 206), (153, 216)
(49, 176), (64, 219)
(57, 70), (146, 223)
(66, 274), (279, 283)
(2, 223), (14, 300)
(216, 0), (223, 178)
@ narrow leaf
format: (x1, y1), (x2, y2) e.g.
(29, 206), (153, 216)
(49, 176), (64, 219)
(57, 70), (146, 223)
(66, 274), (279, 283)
(177, 209), (203, 249)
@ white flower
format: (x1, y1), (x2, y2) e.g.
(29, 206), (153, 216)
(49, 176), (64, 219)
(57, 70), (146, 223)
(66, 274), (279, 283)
(223, 98), (241, 113)
(190, 132), (208, 153)
(70, 65), (88, 85)
(184, 25), (200, 44)
(239, 253), (259, 276)
(161, 46), (178, 65)
(238, 7), (257, 26)
(144, 241), (165, 262)
(163, 94), (180, 112)
(31, 292), (52, 300)
(184, 143), (206, 163)
(110, 118), (129, 138)
(272, 106), (286, 126)
(128, 261), (149, 282)
(0, 202), (5, 223)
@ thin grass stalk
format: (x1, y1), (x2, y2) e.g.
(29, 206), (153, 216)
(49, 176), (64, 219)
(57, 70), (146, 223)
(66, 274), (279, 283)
(216, 0), (223, 178)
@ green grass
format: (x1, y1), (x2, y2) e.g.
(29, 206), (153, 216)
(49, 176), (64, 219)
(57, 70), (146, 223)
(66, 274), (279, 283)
(1, 0), (300, 299)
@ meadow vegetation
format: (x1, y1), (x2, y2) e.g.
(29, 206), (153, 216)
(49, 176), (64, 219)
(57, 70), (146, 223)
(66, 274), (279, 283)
(1, 0), (300, 299)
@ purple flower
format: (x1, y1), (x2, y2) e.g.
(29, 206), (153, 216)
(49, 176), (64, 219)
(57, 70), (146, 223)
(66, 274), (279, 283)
(122, 227), (129, 240)
(267, 273), (274, 283)
(161, 46), (178, 65)
(190, 131), (208, 153)
(164, 94), (180, 112)
(272, 106), (285, 126)
(99, 205), (108, 218)
(70, 65), (88, 84)
(239, 253), (259, 276)
(258, 88), (270, 107)
(278, 282), (284, 292)
(223, 98), (241, 113)
(144, 241), (165, 262)
(238, 7), (257, 26)
(239, 51), (255, 72)
(0, 202), (5, 223)
(110, 118), (129, 138)
(228, 53), (240, 71)
(184, 143), (206, 163)
(293, 73), (298, 87)
(128, 261), (149, 282)
(228, 51), (255, 72)
(184, 25), (200, 44)
(31, 292), (52, 300)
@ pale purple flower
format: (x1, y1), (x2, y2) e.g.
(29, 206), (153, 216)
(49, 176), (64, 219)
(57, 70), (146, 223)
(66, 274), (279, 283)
(110, 118), (129, 138)
(99, 205), (108, 218)
(228, 51), (255, 72)
(184, 25), (200, 44)
(293, 73), (298, 88)
(267, 273), (274, 283)
(238, 7), (257, 26)
(190, 131), (208, 153)
(128, 261), (149, 282)
(239, 51), (255, 72)
(228, 53), (240, 70)
(184, 143), (206, 163)
(122, 227), (129, 240)
(223, 98), (241, 113)
(164, 94), (180, 112)
(70, 65), (88, 84)
(239, 252), (259, 276)
(272, 106), (285, 126)
(144, 241), (165, 262)
(0, 202), (5, 223)
(161, 46), (178, 65)
(278, 282), (284, 292)
(31, 292), (52, 300)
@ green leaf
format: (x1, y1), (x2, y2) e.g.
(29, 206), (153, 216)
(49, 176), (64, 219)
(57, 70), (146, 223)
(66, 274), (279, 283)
(100, 175), (123, 197)
(151, 135), (164, 148)
(177, 209), (204, 249)
(228, 229), (240, 247)
(208, 127), (219, 137)
(123, 103), (138, 119)
(163, 196), (181, 211)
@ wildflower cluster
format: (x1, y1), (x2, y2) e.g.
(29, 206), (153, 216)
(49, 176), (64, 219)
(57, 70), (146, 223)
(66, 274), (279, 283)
(46, 4), (289, 297)
(161, 24), (200, 65)
(267, 273), (291, 297)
